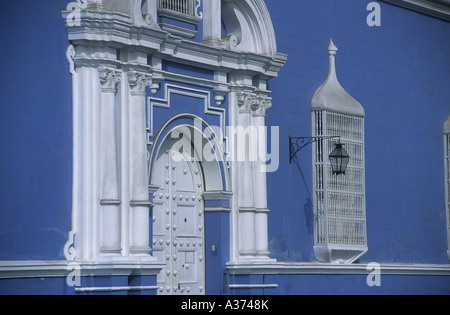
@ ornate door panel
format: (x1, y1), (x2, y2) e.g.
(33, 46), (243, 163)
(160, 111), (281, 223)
(152, 137), (205, 295)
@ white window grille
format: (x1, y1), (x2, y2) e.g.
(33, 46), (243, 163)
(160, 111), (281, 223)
(311, 40), (367, 264)
(159, 0), (202, 18)
(160, 0), (192, 15)
(312, 111), (367, 263)
(157, 0), (202, 38)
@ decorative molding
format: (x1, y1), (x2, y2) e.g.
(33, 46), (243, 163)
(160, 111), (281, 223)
(159, 22), (198, 39)
(239, 207), (258, 213)
(227, 262), (450, 276)
(100, 199), (121, 206)
(1, 261), (449, 280)
(204, 207), (232, 212)
(129, 200), (154, 208)
(61, 8), (287, 78)
(147, 84), (226, 143)
(381, 0), (450, 21)
(202, 190), (234, 201)
(0, 260), (165, 280)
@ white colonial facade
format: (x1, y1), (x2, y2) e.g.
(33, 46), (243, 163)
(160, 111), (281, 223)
(62, 0), (286, 294)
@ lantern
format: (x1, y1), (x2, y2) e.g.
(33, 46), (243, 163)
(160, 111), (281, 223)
(329, 142), (350, 175)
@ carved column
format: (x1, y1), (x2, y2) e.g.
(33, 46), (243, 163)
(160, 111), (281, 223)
(98, 66), (122, 256)
(251, 96), (272, 259)
(128, 70), (153, 256)
(236, 92), (257, 258)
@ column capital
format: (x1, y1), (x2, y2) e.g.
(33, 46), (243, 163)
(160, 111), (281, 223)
(98, 66), (121, 92)
(128, 71), (153, 95)
(237, 92), (272, 116)
(252, 96), (272, 117)
(237, 92), (257, 113)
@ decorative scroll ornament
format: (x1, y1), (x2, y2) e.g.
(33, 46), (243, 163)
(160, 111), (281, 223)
(66, 45), (76, 75)
(64, 231), (77, 261)
(195, 0), (203, 19)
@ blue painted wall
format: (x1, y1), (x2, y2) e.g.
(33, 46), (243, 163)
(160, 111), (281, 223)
(0, 0), (72, 260)
(0, 275), (158, 295)
(265, 0), (450, 264)
(229, 273), (450, 295)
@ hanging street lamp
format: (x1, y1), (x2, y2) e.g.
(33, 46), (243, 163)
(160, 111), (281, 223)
(329, 141), (350, 175)
(289, 136), (350, 176)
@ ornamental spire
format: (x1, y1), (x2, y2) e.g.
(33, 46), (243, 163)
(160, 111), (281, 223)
(328, 38), (338, 80)
(311, 39), (365, 118)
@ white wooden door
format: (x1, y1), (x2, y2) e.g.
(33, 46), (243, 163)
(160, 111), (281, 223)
(152, 136), (205, 295)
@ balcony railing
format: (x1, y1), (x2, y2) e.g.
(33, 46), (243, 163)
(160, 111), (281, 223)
(159, 0), (193, 16)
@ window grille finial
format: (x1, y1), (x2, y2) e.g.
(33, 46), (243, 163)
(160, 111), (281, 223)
(444, 114), (450, 134)
(328, 38), (338, 56)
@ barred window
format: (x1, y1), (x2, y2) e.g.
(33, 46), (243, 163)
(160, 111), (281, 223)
(157, 0), (202, 38)
(160, 0), (193, 16)
(313, 112), (367, 254)
(159, 0), (202, 18)
(311, 40), (368, 264)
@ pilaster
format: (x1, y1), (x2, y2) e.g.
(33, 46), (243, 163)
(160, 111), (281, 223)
(127, 70), (154, 256)
(98, 66), (122, 256)
(232, 88), (274, 261)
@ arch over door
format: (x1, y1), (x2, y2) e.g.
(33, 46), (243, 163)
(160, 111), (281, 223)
(151, 134), (205, 295)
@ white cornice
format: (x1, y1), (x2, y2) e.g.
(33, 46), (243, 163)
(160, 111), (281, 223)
(381, 0), (450, 21)
(62, 9), (287, 78)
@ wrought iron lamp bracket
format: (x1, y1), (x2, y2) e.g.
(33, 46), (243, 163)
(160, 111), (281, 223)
(289, 136), (341, 164)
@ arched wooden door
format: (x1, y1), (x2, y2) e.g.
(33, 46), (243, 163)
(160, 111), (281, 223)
(151, 134), (205, 295)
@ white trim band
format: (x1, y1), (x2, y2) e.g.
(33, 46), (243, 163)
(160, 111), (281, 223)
(227, 262), (450, 276)
(229, 284), (279, 290)
(0, 260), (165, 279)
(75, 286), (159, 293)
